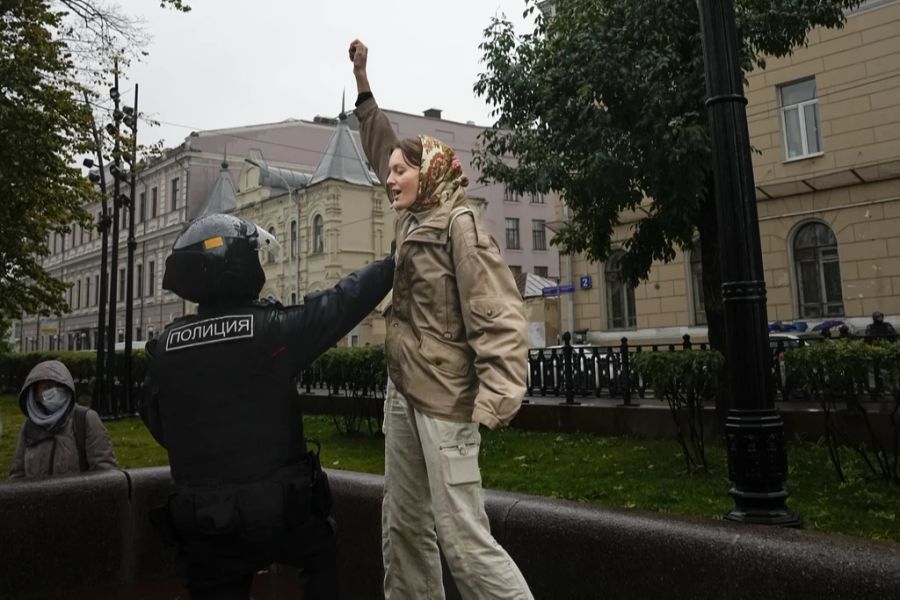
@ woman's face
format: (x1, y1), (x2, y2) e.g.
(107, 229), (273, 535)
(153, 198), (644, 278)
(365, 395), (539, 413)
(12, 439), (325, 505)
(386, 148), (419, 210)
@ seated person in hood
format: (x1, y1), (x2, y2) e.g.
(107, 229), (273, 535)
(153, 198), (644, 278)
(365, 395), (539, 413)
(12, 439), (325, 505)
(8, 360), (117, 479)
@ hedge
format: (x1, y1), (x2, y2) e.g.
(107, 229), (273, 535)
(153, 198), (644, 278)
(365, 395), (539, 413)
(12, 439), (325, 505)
(0, 350), (146, 399)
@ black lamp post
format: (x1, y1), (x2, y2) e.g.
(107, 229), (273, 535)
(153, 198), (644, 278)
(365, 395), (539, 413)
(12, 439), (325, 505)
(696, 0), (801, 526)
(83, 93), (111, 412)
(123, 86), (139, 415)
(106, 62), (124, 417)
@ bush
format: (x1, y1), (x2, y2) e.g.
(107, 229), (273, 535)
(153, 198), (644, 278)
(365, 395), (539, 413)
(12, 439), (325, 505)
(0, 350), (145, 400)
(306, 345), (386, 397)
(785, 339), (899, 483)
(633, 350), (724, 473)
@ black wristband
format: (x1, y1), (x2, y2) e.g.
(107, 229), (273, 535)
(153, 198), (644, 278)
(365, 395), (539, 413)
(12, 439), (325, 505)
(355, 91), (373, 107)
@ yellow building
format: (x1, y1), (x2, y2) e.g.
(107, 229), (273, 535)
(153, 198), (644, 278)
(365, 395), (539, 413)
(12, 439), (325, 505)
(562, 0), (900, 345)
(233, 114), (394, 346)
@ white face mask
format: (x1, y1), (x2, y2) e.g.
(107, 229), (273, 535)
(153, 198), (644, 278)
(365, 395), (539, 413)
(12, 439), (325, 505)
(39, 387), (69, 412)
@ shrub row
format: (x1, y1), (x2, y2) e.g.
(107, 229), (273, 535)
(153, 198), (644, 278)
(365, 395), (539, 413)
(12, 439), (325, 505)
(303, 345), (387, 397)
(0, 350), (146, 398)
(634, 342), (900, 482)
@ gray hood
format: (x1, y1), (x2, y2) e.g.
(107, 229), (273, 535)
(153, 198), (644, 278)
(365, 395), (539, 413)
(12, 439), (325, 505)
(18, 360), (77, 414)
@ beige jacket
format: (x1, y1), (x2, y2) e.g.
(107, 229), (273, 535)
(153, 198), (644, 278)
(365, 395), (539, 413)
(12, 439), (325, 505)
(356, 97), (527, 428)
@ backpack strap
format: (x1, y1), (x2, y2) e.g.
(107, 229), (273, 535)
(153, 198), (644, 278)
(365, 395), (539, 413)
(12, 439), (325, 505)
(73, 405), (89, 472)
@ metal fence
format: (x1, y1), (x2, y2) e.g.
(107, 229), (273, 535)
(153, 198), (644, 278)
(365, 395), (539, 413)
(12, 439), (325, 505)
(527, 333), (898, 404)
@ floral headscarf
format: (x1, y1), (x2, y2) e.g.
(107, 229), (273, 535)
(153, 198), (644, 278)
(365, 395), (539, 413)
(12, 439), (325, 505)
(408, 135), (469, 213)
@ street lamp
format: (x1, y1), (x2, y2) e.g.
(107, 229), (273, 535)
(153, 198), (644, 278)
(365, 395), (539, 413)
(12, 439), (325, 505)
(122, 86), (139, 415)
(696, 0), (800, 526)
(83, 98), (112, 412)
(105, 61), (124, 418)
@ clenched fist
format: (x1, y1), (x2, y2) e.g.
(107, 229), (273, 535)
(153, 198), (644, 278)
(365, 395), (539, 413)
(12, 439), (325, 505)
(349, 39), (368, 73)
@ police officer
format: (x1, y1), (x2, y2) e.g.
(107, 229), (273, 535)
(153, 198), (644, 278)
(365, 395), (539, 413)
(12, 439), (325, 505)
(141, 214), (393, 599)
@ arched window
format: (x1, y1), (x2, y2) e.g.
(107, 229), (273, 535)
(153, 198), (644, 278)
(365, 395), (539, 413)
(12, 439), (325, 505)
(290, 220), (298, 258)
(262, 226), (277, 264)
(793, 222), (844, 318)
(689, 243), (706, 326)
(605, 251), (636, 329)
(313, 215), (324, 254)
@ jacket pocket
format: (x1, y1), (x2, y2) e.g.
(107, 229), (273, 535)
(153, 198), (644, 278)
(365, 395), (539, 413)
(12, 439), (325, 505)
(468, 297), (503, 333)
(439, 441), (481, 485)
(418, 332), (470, 376)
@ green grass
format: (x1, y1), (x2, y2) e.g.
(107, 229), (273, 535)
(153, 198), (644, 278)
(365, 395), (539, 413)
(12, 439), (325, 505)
(2, 395), (898, 542)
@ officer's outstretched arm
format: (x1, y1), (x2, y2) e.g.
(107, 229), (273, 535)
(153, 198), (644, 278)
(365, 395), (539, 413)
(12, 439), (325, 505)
(283, 257), (394, 367)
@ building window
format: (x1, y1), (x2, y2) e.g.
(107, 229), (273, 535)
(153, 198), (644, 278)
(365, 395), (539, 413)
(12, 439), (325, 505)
(266, 227), (277, 263)
(532, 219), (547, 250)
(605, 251), (636, 329)
(290, 221), (298, 258)
(136, 264), (143, 298)
(85, 277), (91, 309)
(136, 327), (142, 342)
(76, 280), (81, 309)
(94, 275), (99, 305)
(171, 177), (180, 211)
(689, 243), (706, 326)
(509, 265), (522, 277)
(779, 78), (822, 160)
(151, 187), (158, 218)
(505, 218), (520, 250)
(118, 268), (126, 302)
(138, 191), (145, 223)
(80, 225), (86, 244)
(793, 222), (844, 318)
(147, 261), (155, 297)
(529, 191), (544, 204)
(291, 292), (297, 304)
(504, 186), (519, 202)
(534, 266), (549, 278)
(313, 215), (324, 254)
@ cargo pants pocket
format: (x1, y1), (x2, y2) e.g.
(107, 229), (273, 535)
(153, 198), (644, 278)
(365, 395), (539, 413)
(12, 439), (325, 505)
(439, 441), (482, 485)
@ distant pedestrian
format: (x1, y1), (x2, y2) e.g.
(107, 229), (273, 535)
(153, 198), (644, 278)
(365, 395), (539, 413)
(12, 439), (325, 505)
(865, 311), (897, 338)
(9, 360), (117, 479)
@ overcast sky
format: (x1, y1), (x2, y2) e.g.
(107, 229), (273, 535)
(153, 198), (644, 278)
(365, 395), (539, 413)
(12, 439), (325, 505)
(118, 0), (535, 150)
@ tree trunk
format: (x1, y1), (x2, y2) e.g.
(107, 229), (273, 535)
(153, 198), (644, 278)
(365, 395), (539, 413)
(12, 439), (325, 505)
(697, 189), (727, 429)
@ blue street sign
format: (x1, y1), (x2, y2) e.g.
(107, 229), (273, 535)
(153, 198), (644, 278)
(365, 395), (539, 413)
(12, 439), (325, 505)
(541, 286), (559, 297)
(558, 284), (575, 294)
(580, 275), (593, 290)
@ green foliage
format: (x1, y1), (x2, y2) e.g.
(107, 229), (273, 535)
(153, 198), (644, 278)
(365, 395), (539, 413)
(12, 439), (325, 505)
(634, 350), (725, 472)
(785, 340), (899, 483)
(0, 350), (145, 401)
(0, 1), (96, 320)
(0, 1), (192, 323)
(309, 345), (386, 396)
(474, 0), (863, 302)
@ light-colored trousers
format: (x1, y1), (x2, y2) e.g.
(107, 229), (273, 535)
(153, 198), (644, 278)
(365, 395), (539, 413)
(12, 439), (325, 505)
(382, 378), (533, 600)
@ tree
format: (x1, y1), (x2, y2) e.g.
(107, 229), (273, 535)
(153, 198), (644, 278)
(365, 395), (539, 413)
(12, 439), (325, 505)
(0, 1), (95, 320)
(474, 0), (863, 354)
(0, 1), (189, 326)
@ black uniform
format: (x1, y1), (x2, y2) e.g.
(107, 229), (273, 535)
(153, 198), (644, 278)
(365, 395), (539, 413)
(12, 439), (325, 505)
(142, 259), (393, 599)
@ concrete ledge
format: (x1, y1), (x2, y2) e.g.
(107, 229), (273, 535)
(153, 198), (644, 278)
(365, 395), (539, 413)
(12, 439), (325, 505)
(0, 470), (131, 599)
(1, 467), (898, 599)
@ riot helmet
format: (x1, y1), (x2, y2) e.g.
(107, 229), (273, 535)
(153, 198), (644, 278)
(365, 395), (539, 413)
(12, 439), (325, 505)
(162, 214), (280, 305)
